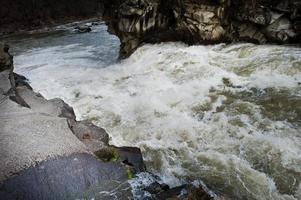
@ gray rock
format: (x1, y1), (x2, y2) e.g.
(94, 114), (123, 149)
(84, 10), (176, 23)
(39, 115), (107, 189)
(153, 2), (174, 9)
(144, 181), (170, 194)
(16, 86), (76, 119)
(0, 43), (13, 72)
(0, 153), (132, 200)
(0, 97), (88, 182)
(67, 118), (146, 173)
(13, 73), (32, 90)
(153, 184), (214, 200)
(74, 25), (92, 33)
(94, 145), (146, 173)
(68, 119), (110, 152)
(0, 70), (11, 94)
(265, 16), (296, 42)
(115, 146), (146, 173)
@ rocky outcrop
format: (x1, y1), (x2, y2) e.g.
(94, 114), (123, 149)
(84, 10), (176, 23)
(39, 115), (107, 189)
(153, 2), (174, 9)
(0, 43), (13, 72)
(0, 44), (143, 199)
(103, 0), (301, 57)
(0, 0), (103, 35)
(0, 153), (132, 200)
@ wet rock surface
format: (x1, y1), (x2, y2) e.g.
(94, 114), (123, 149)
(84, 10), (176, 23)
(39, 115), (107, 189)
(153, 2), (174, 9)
(68, 119), (146, 173)
(129, 171), (220, 200)
(154, 184), (214, 200)
(133, 174), (216, 200)
(0, 43), (13, 72)
(74, 25), (92, 33)
(103, 0), (301, 57)
(0, 153), (131, 200)
(68, 119), (109, 151)
(91, 145), (146, 173)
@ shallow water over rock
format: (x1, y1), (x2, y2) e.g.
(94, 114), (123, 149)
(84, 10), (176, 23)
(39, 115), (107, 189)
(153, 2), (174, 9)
(4, 23), (301, 200)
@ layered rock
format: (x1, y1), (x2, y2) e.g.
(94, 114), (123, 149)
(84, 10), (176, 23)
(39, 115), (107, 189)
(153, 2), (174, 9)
(103, 0), (301, 57)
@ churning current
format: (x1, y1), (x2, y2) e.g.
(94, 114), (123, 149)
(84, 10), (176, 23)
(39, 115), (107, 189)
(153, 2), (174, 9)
(7, 23), (301, 200)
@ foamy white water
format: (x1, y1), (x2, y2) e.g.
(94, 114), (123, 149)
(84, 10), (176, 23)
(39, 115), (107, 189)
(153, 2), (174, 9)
(9, 26), (301, 200)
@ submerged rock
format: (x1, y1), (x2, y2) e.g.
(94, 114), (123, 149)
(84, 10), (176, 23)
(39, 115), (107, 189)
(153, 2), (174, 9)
(103, 0), (301, 57)
(74, 25), (92, 33)
(144, 181), (170, 194)
(153, 184), (214, 200)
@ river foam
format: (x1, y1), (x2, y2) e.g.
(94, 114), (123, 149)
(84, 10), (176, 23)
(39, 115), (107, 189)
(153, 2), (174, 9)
(14, 40), (301, 199)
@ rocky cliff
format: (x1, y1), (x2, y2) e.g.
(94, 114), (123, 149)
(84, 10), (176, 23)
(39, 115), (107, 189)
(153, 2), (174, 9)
(0, 0), (103, 35)
(103, 0), (301, 57)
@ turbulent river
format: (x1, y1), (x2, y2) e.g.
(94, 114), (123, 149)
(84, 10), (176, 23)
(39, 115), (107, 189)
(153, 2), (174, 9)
(3, 22), (301, 200)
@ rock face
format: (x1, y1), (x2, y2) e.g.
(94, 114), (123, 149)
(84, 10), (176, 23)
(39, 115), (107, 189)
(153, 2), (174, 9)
(0, 0), (103, 35)
(0, 43), (13, 72)
(0, 44), (143, 199)
(0, 153), (132, 200)
(103, 0), (301, 57)
(74, 25), (93, 33)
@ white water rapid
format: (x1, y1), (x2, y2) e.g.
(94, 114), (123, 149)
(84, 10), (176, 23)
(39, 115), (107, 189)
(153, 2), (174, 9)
(7, 24), (301, 200)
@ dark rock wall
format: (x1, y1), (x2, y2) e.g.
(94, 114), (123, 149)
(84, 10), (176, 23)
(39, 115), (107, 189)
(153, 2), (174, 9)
(103, 0), (301, 57)
(0, 0), (103, 34)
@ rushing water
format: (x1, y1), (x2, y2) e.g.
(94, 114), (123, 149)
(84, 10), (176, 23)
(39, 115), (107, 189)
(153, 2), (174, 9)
(2, 23), (301, 200)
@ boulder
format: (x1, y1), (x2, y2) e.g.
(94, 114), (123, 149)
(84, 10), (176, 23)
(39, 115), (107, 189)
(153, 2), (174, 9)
(144, 181), (170, 194)
(94, 146), (146, 173)
(74, 25), (92, 33)
(265, 16), (296, 42)
(0, 153), (132, 200)
(154, 184), (214, 200)
(68, 119), (146, 173)
(0, 43), (13, 72)
(15, 85), (76, 118)
(68, 119), (110, 152)
(0, 70), (12, 94)
(114, 146), (146, 172)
